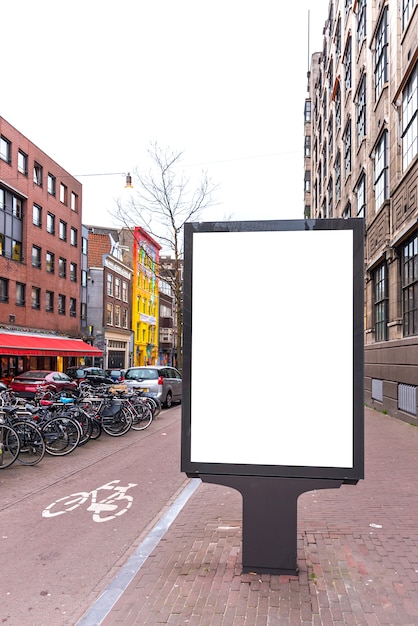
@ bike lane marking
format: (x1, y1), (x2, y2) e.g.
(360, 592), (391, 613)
(76, 478), (201, 626)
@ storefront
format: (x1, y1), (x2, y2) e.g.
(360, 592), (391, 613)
(0, 331), (102, 384)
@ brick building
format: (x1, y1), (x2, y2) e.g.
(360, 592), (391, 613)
(304, 0), (418, 420)
(0, 116), (101, 379)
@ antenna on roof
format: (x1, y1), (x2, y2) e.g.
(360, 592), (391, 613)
(307, 9), (311, 72)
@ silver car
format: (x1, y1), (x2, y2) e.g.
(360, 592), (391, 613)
(123, 366), (182, 408)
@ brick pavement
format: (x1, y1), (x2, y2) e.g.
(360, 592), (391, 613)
(80, 407), (418, 625)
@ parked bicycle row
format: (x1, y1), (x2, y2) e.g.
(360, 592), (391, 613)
(0, 381), (162, 470)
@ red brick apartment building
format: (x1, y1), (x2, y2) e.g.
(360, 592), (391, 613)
(0, 116), (101, 381)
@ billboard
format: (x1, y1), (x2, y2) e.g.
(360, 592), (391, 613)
(181, 219), (364, 482)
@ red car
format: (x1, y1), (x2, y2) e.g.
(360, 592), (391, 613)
(10, 370), (78, 398)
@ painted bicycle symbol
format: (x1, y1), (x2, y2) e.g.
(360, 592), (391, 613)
(42, 480), (138, 523)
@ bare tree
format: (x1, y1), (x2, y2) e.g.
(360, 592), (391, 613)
(113, 142), (218, 371)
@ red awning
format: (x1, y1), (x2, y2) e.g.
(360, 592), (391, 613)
(0, 332), (102, 357)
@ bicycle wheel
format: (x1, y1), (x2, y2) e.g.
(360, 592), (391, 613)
(0, 424), (20, 468)
(69, 407), (93, 446)
(41, 417), (81, 456)
(130, 402), (153, 431)
(101, 405), (133, 436)
(89, 416), (102, 440)
(13, 420), (46, 466)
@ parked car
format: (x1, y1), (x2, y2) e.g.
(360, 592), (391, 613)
(10, 370), (78, 398)
(65, 366), (114, 386)
(105, 369), (126, 382)
(123, 366), (182, 408)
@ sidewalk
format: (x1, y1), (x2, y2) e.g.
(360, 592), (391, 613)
(83, 407), (418, 625)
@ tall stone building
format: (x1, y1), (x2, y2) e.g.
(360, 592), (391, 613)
(305, 0), (417, 420)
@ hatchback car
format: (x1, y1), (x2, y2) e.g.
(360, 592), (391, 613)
(10, 370), (78, 398)
(105, 369), (126, 382)
(65, 366), (114, 386)
(123, 366), (182, 408)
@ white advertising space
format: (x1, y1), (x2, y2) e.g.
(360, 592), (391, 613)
(190, 229), (354, 469)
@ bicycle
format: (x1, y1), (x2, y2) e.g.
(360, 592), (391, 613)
(0, 418), (20, 469)
(0, 404), (45, 466)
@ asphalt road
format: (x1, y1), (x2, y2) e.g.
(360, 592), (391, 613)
(0, 405), (185, 626)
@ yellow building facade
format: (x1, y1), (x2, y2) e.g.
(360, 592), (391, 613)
(132, 227), (161, 366)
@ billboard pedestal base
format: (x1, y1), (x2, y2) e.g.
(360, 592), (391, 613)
(201, 474), (343, 575)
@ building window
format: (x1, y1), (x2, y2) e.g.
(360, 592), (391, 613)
(356, 174), (366, 218)
(357, 74), (366, 143)
(58, 257), (66, 278)
(107, 273), (114, 296)
(32, 245), (41, 268)
(46, 291), (54, 312)
(47, 173), (56, 196)
(402, 63), (418, 171)
(0, 136), (11, 164)
(402, 0), (416, 30)
(375, 7), (388, 101)
(47, 213), (55, 234)
(16, 282), (25, 306)
(327, 177), (333, 217)
(70, 227), (78, 247)
(70, 192), (78, 211)
(58, 294), (66, 315)
(115, 305), (121, 327)
(18, 150), (28, 175)
(344, 36), (352, 92)
(344, 119), (352, 178)
(328, 115), (333, 158)
(115, 277), (121, 299)
(304, 170), (311, 193)
(81, 269), (87, 287)
(80, 302), (87, 321)
(69, 297), (76, 317)
(335, 151), (341, 202)
(60, 183), (67, 204)
(304, 100), (311, 123)
(357, 0), (366, 48)
(106, 302), (113, 325)
(402, 234), (418, 337)
(32, 203), (42, 227)
(0, 278), (9, 303)
(335, 16), (341, 56)
(31, 287), (41, 310)
(70, 262), (77, 282)
(33, 162), (43, 186)
(374, 263), (388, 341)
(46, 251), (55, 273)
(82, 237), (88, 255)
(12, 241), (22, 262)
(345, 0), (352, 19)
(122, 308), (128, 329)
(342, 202), (352, 218)
(122, 281), (128, 302)
(374, 131), (388, 211)
(12, 196), (22, 218)
(304, 135), (311, 157)
(59, 220), (67, 241)
(335, 82), (341, 130)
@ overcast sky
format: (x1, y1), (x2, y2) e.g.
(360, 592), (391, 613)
(2, 0), (329, 227)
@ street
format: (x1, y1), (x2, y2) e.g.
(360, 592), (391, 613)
(0, 405), (185, 626)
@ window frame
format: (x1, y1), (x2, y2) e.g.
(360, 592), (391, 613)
(373, 263), (388, 342)
(401, 233), (418, 337)
(402, 63), (418, 171)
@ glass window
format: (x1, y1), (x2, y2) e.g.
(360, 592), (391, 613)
(122, 281), (128, 302)
(12, 241), (22, 262)
(59, 220), (67, 241)
(60, 183), (67, 204)
(81, 270), (87, 287)
(59, 257), (66, 278)
(375, 8), (388, 101)
(401, 234), (418, 337)
(402, 63), (418, 171)
(70, 262), (77, 282)
(70, 227), (77, 246)
(33, 162), (43, 186)
(71, 192), (78, 211)
(344, 37), (352, 92)
(374, 264), (388, 341)
(0, 136), (11, 164)
(18, 151), (28, 175)
(335, 151), (341, 202)
(0, 277), (9, 303)
(46, 251), (55, 273)
(47, 173), (56, 196)
(58, 294), (66, 314)
(122, 308), (128, 328)
(46, 291), (54, 312)
(47, 213), (55, 234)
(32, 245), (41, 268)
(357, 74), (366, 142)
(69, 297), (76, 317)
(115, 305), (121, 327)
(82, 237), (88, 255)
(115, 277), (121, 299)
(402, 0), (416, 30)
(106, 302), (113, 325)
(16, 282), (25, 306)
(357, 0), (366, 48)
(356, 174), (366, 218)
(344, 119), (352, 179)
(33, 204), (42, 227)
(31, 287), (41, 310)
(374, 131), (388, 211)
(107, 273), (113, 296)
